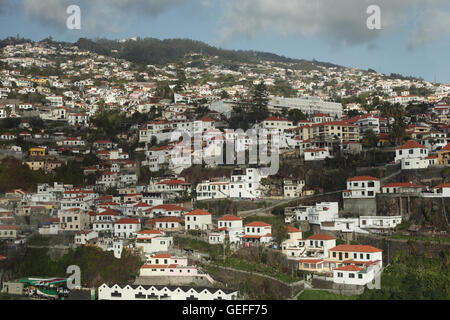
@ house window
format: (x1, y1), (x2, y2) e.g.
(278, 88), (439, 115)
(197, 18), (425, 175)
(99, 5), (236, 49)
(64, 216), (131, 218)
(349, 273), (355, 278)
(358, 274), (363, 279)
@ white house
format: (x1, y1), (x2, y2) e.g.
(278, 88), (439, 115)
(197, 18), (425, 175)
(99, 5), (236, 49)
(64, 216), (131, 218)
(74, 230), (98, 245)
(135, 230), (173, 255)
(359, 216), (402, 230)
(229, 167), (264, 200)
(114, 218), (141, 239)
(343, 176), (380, 199)
(329, 244), (383, 268)
(304, 148), (330, 161)
(184, 209), (213, 231)
(93, 210), (120, 233)
(422, 183), (450, 198)
(395, 140), (429, 170)
(382, 182), (425, 194)
(242, 221), (272, 246)
(261, 116), (294, 133)
(216, 214), (244, 244)
(196, 181), (230, 201)
(304, 234), (337, 258)
(333, 262), (382, 286)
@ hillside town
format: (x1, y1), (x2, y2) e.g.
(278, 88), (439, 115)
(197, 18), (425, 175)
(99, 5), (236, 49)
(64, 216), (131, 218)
(0, 40), (449, 301)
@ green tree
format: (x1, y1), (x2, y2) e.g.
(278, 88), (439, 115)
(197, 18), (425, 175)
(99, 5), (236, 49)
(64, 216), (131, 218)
(362, 129), (379, 148)
(288, 109), (307, 124)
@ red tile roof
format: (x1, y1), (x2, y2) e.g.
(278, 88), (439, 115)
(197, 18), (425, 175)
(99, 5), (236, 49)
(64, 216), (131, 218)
(307, 234), (336, 240)
(334, 265), (364, 272)
(245, 221), (271, 227)
(330, 244), (382, 253)
(115, 218), (140, 224)
(434, 183), (450, 189)
(396, 140), (426, 150)
(383, 182), (424, 188)
(287, 226), (301, 233)
(152, 253), (171, 259)
(347, 176), (379, 182)
(219, 215), (242, 221)
(185, 209), (211, 216)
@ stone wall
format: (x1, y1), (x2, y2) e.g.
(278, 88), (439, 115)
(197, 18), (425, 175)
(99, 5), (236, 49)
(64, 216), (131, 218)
(343, 198), (377, 216)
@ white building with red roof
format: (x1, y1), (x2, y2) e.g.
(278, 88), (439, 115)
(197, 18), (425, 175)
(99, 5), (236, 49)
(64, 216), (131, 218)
(343, 176), (380, 199)
(242, 221), (272, 246)
(209, 215), (244, 244)
(135, 230), (173, 254)
(146, 217), (184, 232)
(185, 209), (213, 231)
(329, 244), (383, 285)
(93, 209), (121, 233)
(194, 116), (215, 133)
(423, 183), (450, 198)
(261, 116), (294, 133)
(395, 140), (429, 170)
(114, 218), (141, 239)
(382, 182), (425, 194)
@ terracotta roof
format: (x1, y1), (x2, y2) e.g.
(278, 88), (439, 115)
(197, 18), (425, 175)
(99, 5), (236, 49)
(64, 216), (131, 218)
(330, 244), (382, 253)
(157, 179), (189, 185)
(242, 235), (262, 239)
(383, 182), (424, 188)
(307, 234), (336, 240)
(347, 176), (379, 182)
(0, 225), (20, 230)
(441, 143), (450, 151)
(96, 210), (119, 216)
(287, 226), (301, 233)
(434, 183), (450, 189)
(334, 265), (364, 272)
(245, 221), (271, 227)
(185, 209), (211, 216)
(298, 259), (323, 264)
(138, 230), (162, 235)
(396, 140), (426, 150)
(219, 215), (242, 221)
(115, 218), (140, 224)
(152, 253), (171, 259)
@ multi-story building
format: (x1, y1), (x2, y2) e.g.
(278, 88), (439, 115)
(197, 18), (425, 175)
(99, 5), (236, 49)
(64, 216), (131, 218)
(343, 176), (381, 199)
(184, 209), (212, 231)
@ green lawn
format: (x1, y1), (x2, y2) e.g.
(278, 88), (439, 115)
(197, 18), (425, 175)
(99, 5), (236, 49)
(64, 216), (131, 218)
(298, 290), (359, 300)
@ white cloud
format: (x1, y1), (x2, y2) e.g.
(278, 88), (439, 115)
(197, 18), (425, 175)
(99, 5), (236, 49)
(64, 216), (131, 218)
(20, 0), (190, 33)
(219, 0), (450, 49)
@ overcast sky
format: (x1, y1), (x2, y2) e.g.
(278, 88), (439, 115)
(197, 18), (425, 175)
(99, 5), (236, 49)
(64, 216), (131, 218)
(0, 0), (449, 83)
